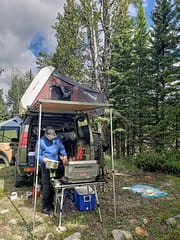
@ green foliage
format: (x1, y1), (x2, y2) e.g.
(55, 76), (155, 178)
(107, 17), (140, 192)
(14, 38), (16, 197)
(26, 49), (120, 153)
(52, 1), (87, 81)
(134, 151), (165, 171)
(34, 0), (180, 162)
(0, 89), (8, 121)
(110, 1), (152, 155)
(149, 0), (180, 151)
(7, 69), (33, 117)
(161, 150), (180, 175)
(36, 51), (54, 69)
(134, 150), (180, 175)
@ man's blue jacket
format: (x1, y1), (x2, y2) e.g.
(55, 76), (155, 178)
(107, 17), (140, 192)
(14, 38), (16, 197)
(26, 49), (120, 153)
(35, 135), (67, 164)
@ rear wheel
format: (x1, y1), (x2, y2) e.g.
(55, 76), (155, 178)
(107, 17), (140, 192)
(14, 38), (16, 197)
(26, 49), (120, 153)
(93, 133), (105, 177)
(0, 154), (10, 167)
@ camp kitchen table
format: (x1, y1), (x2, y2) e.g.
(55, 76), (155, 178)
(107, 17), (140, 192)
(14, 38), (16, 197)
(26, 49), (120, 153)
(51, 180), (106, 227)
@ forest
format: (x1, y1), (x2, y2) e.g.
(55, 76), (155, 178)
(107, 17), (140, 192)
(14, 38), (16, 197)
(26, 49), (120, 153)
(0, 0), (179, 174)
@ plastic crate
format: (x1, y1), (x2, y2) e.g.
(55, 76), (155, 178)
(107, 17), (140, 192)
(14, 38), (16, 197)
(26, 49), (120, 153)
(74, 186), (96, 211)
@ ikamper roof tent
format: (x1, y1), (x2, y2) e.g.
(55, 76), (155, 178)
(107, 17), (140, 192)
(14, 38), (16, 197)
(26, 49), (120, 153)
(19, 66), (108, 115)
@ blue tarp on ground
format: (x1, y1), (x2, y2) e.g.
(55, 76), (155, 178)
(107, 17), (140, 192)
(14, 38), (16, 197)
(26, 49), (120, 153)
(122, 184), (168, 198)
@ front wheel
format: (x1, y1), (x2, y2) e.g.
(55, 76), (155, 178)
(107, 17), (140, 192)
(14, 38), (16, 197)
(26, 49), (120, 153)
(0, 154), (10, 167)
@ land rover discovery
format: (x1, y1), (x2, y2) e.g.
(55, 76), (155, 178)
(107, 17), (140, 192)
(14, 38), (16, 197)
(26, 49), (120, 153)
(15, 103), (105, 187)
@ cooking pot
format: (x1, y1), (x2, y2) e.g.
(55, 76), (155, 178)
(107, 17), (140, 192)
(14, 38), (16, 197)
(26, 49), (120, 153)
(46, 159), (59, 169)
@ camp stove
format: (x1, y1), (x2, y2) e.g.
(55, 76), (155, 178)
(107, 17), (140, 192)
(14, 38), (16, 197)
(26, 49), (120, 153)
(63, 160), (99, 183)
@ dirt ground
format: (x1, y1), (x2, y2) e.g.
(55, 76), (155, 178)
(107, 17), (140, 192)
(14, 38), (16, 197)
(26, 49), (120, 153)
(0, 165), (179, 240)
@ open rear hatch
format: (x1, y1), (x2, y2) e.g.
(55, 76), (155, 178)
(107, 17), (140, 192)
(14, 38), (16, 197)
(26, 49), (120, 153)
(35, 99), (112, 183)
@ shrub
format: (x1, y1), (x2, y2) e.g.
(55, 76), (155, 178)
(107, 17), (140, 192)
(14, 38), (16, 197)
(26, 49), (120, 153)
(162, 150), (180, 176)
(134, 150), (180, 175)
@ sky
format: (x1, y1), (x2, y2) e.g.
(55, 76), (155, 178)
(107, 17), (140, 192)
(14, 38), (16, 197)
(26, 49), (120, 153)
(0, 0), (155, 96)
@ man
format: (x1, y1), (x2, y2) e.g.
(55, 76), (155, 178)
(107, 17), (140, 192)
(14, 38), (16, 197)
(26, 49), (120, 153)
(35, 126), (67, 215)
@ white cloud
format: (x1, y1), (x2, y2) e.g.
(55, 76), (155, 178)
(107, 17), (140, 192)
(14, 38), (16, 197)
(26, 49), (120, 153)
(0, 0), (66, 94)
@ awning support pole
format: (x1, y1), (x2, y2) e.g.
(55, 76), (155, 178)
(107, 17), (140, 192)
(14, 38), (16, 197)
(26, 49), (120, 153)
(110, 107), (117, 221)
(32, 102), (42, 239)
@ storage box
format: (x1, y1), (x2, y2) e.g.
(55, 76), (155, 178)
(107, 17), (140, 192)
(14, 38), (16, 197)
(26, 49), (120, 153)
(63, 160), (99, 183)
(28, 152), (35, 166)
(74, 186), (96, 211)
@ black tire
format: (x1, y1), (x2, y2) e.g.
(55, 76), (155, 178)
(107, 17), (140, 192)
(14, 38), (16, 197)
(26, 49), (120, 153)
(0, 154), (10, 167)
(93, 133), (105, 174)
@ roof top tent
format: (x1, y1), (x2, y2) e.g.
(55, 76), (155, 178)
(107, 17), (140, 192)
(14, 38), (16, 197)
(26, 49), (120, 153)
(19, 66), (107, 116)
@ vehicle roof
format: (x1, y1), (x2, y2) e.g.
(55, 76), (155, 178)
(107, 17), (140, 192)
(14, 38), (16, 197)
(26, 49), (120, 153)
(0, 117), (22, 128)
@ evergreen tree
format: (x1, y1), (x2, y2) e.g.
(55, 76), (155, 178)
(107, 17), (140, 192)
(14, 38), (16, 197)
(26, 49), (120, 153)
(7, 69), (33, 117)
(36, 51), (54, 69)
(0, 67), (7, 120)
(53, 0), (86, 81)
(110, 0), (135, 156)
(149, 0), (179, 151)
(0, 89), (8, 121)
(36, 0), (115, 92)
(130, 0), (151, 152)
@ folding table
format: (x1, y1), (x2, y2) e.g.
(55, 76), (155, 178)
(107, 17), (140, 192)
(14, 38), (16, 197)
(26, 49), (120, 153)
(52, 180), (106, 228)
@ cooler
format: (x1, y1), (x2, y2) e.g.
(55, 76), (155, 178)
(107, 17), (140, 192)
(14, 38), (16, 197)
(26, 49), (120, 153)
(74, 186), (96, 211)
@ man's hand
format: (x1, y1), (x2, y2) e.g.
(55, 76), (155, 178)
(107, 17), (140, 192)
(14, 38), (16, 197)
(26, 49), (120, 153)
(59, 155), (68, 165)
(43, 157), (49, 163)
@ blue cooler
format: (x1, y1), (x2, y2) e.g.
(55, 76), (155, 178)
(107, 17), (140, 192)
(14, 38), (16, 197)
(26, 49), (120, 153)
(74, 186), (96, 211)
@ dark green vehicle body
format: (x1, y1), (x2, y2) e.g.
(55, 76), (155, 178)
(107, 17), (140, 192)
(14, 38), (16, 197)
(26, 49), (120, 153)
(15, 101), (106, 187)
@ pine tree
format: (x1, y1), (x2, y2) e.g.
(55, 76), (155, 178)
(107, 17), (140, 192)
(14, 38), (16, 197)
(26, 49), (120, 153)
(7, 69), (34, 117)
(149, 0), (180, 151)
(130, 0), (151, 152)
(0, 89), (8, 121)
(110, 0), (135, 156)
(52, 0), (86, 81)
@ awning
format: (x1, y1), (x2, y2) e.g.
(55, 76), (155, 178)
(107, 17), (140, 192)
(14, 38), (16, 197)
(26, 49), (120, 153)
(31, 99), (112, 113)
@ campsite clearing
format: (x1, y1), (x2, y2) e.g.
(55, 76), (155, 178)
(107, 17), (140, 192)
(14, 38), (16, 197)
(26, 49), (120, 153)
(0, 163), (179, 240)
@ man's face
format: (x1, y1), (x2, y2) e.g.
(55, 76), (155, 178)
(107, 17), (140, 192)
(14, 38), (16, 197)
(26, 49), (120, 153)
(45, 129), (57, 141)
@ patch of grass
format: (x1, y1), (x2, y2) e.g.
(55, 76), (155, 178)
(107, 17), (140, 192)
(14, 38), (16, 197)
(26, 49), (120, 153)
(0, 160), (179, 240)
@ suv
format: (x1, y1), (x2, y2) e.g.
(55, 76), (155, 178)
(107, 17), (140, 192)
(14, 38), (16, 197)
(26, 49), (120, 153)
(15, 100), (107, 187)
(0, 118), (21, 166)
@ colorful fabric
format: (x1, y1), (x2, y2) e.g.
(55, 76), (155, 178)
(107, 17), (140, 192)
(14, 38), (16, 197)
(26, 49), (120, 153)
(122, 184), (168, 198)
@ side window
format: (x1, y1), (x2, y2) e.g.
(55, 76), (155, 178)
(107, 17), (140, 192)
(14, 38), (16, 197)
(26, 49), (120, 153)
(51, 85), (72, 100)
(29, 126), (39, 151)
(0, 128), (18, 143)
